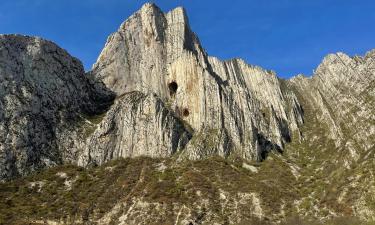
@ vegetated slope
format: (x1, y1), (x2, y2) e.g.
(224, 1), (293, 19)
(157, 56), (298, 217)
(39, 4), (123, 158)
(1, 156), (375, 225)
(0, 157), (292, 224)
(280, 51), (375, 221)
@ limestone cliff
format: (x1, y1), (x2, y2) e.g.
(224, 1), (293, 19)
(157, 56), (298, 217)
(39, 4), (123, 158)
(90, 3), (304, 163)
(289, 51), (375, 166)
(0, 3), (373, 181)
(79, 91), (192, 166)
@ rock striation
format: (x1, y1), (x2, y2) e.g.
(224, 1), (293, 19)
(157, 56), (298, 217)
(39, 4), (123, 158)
(0, 35), (113, 180)
(79, 91), (192, 166)
(289, 51), (375, 166)
(90, 3), (304, 163)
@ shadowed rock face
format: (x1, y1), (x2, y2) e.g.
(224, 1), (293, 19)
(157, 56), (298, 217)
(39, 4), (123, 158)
(0, 35), (117, 180)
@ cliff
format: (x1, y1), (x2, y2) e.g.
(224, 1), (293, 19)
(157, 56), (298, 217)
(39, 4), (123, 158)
(89, 3), (304, 163)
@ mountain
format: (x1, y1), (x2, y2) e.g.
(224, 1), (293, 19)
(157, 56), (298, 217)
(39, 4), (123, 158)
(0, 3), (374, 225)
(87, 3), (304, 163)
(0, 34), (114, 180)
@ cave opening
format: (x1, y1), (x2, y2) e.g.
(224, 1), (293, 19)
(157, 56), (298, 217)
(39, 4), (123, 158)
(168, 81), (178, 96)
(183, 108), (190, 117)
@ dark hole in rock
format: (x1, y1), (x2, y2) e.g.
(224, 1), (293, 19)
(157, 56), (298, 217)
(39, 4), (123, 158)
(183, 108), (190, 117)
(168, 81), (178, 96)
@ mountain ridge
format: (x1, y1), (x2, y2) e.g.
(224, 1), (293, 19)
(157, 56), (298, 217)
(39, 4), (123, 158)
(0, 2), (374, 224)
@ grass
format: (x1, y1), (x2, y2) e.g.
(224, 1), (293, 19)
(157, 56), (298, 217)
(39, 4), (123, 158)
(82, 111), (107, 125)
(77, 111), (108, 139)
(0, 156), (292, 223)
(1, 155), (374, 224)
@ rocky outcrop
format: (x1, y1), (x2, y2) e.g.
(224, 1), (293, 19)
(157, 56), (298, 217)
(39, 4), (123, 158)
(0, 35), (113, 181)
(92, 3), (304, 162)
(79, 91), (192, 166)
(289, 50), (375, 165)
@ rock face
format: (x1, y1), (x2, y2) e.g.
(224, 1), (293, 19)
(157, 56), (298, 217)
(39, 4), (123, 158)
(91, 3), (304, 162)
(0, 35), (113, 180)
(79, 91), (192, 166)
(289, 51), (375, 165)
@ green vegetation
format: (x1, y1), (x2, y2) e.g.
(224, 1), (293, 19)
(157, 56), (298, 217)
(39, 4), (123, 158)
(190, 129), (220, 149)
(0, 156), (293, 223)
(1, 155), (374, 224)
(82, 111), (107, 125)
(281, 216), (375, 225)
(78, 111), (108, 139)
(280, 82), (375, 222)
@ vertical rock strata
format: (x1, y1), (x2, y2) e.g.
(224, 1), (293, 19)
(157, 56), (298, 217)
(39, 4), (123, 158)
(90, 3), (304, 163)
(79, 91), (192, 166)
(289, 51), (375, 165)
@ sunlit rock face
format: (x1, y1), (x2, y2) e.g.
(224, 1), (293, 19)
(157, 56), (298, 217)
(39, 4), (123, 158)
(78, 91), (192, 166)
(289, 51), (375, 166)
(91, 3), (304, 162)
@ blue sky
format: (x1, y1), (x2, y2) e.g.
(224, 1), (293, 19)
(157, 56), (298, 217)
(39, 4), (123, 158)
(1, 0), (374, 78)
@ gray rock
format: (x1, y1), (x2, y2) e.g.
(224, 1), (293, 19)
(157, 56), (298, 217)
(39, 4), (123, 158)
(289, 51), (375, 165)
(91, 3), (304, 162)
(0, 35), (113, 180)
(79, 91), (192, 166)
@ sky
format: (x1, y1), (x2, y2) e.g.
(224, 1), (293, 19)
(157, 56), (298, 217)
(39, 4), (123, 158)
(1, 0), (374, 78)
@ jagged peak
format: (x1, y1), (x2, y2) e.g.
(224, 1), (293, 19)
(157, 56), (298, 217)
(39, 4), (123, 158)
(0, 34), (78, 61)
(320, 52), (350, 65)
(0, 33), (29, 38)
(166, 5), (187, 18)
(138, 2), (166, 16)
(140, 2), (159, 11)
(317, 50), (375, 67)
(0, 34), (64, 54)
(131, 3), (188, 22)
(365, 49), (375, 59)
(313, 52), (352, 76)
(115, 3), (191, 35)
(117, 3), (164, 31)
(223, 57), (277, 76)
(1, 34), (45, 44)
(165, 5), (190, 31)
(289, 73), (311, 82)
